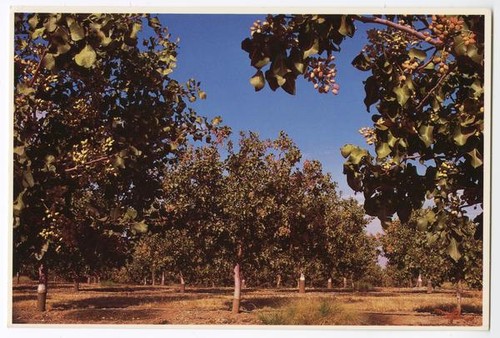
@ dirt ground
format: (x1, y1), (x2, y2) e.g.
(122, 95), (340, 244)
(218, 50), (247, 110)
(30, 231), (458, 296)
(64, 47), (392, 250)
(11, 282), (483, 326)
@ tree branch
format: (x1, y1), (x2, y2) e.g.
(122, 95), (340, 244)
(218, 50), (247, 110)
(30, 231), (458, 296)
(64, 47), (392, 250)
(415, 64), (455, 112)
(29, 47), (48, 88)
(353, 15), (443, 47)
(64, 156), (111, 173)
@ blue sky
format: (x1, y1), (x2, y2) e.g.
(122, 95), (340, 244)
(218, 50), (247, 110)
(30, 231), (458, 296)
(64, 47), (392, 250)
(151, 15), (383, 231)
(159, 15), (372, 189)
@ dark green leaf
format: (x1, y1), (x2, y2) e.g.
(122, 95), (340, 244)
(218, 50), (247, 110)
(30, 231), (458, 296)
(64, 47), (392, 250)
(250, 70), (265, 91)
(447, 237), (461, 262)
(303, 38), (319, 58)
(42, 53), (56, 70)
(467, 149), (483, 168)
(352, 52), (372, 71)
(409, 48), (427, 61)
(453, 126), (475, 146)
(338, 16), (355, 37)
(363, 76), (379, 111)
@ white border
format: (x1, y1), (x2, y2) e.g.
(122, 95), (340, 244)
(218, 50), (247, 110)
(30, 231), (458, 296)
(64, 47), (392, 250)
(2, 1), (497, 338)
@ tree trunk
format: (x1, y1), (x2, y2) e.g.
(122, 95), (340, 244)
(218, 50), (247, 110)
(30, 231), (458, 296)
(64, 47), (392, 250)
(298, 273), (306, 294)
(37, 262), (48, 312)
(232, 263), (242, 314)
(143, 276), (147, 285)
(327, 278), (333, 289)
(161, 271), (165, 286)
(276, 274), (281, 289)
(16, 272), (20, 284)
(456, 280), (462, 316)
(87, 276), (91, 284)
(179, 273), (185, 293)
(152, 269), (155, 286)
(343, 277), (347, 289)
(73, 278), (80, 292)
(417, 273), (422, 287)
(427, 279), (433, 294)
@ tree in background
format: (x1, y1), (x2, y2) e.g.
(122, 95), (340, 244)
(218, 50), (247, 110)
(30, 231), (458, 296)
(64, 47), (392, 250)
(381, 209), (482, 303)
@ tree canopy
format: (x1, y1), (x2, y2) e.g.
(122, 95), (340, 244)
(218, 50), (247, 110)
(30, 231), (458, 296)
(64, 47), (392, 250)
(241, 14), (486, 266)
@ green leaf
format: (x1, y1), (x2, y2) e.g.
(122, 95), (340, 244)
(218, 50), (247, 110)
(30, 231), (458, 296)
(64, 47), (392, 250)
(453, 126), (475, 146)
(74, 44), (97, 68)
(211, 116), (222, 126)
(393, 85), (411, 107)
(130, 22), (142, 39)
(340, 144), (356, 158)
(16, 83), (35, 96)
(447, 237), (461, 262)
(418, 124), (434, 148)
(252, 55), (270, 69)
(352, 52), (372, 71)
(424, 61), (435, 70)
(28, 14), (39, 29)
(417, 218), (428, 231)
(363, 76), (379, 111)
(67, 17), (85, 41)
(427, 232), (439, 245)
(250, 70), (265, 91)
(346, 146), (369, 165)
(376, 142), (391, 159)
(338, 16), (355, 37)
(125, 207), (138, 220)
(14, 146), (25, 157)
(110, 207), (121, 221)
(271, 54), (290, 77)
(114, 155), (126, 169)
(132, 220), (148, 234)
(282, 74), (296, 95)
(44, 15), (58, 33)
(409, 48), (427, 61)
(42, 53), (56, 70)
(147, 16), (161, 29)
(303, 38), (319, 58)
(22, 169), (35, 188)
(13, 190), (26, 216)
(470, 80), (483, 98)
(467, 149), (483, 168)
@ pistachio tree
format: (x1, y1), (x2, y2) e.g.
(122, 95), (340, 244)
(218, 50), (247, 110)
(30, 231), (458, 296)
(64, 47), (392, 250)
(13, 13), (214, 309)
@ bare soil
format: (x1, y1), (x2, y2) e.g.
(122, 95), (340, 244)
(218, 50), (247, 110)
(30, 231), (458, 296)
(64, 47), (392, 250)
(11, 282), (483, 326)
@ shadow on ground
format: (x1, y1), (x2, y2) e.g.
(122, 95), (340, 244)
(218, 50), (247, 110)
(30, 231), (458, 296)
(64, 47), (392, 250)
(223, 296), (290, 312)
(51, 294), (192, 310)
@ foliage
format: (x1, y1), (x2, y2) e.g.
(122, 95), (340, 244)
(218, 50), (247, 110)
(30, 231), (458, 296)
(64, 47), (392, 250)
(13, 13), (215, 277)
(241, 13), (485, 268)
(381, 210), (482, 288)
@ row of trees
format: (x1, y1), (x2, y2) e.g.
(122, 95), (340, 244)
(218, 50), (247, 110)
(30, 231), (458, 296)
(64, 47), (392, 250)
(13, 13), (485, 316)
(121, 132), (379, 297)
(241, 14), (486, 314)
(13, 13), (378, 314)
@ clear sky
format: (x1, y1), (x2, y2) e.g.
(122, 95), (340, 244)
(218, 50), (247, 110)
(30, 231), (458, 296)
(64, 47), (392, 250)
(156, 14), (383, 233)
